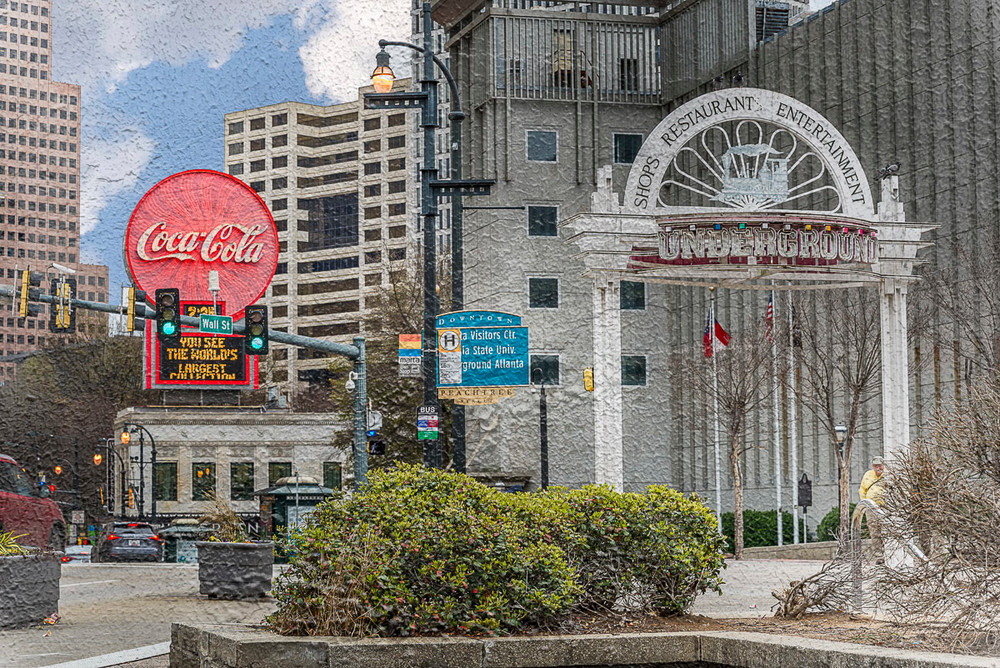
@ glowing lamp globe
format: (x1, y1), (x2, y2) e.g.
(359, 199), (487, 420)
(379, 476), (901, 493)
(371, 49), (395, 94)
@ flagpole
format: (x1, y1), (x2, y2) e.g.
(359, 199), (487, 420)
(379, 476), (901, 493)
(789, 291), (800, 543)
(771, 286), (782, 546)
(712, 288), (722, 534)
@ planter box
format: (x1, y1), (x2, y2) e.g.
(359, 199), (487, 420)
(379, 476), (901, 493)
(195, 541), (274, 600)
(0, 552), (61, 629)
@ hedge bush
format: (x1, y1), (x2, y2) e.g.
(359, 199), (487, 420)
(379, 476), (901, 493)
(720, 510), (808, 553)
(269, 465), (724, 637)
(815, 503), (869, 542)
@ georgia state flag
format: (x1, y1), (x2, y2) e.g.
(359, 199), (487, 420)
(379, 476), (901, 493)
(703, 311), (731, 358)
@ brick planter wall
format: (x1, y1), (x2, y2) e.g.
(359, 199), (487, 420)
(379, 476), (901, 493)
(195, 541), (273, 600)
(0, 553), (61, 629)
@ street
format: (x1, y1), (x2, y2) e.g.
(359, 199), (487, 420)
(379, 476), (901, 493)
(0, 563), (277, 667)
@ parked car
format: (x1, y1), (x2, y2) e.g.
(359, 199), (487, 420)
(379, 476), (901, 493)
(96, 522), (162, 562)
(61, 544), (93, 564)
(0, 453), (66, 549)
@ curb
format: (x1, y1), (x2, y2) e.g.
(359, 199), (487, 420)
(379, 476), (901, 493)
(170, 624), (1000, 668)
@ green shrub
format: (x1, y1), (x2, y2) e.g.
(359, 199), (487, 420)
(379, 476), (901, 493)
(720, 510), (807, 553)
(816, 503), (868, 542)
(269, 465), (724, 637)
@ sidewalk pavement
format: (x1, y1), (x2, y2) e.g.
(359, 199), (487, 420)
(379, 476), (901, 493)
(692, 558), (828, 619)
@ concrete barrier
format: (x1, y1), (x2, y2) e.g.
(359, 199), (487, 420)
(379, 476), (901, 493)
(739, 540), (868, 561)
(171, 623), (998, 668)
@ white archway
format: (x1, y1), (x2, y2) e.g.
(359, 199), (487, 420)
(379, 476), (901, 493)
(564, 88), (934, 491)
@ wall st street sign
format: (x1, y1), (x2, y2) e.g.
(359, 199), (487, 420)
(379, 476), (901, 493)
(124, 170), (279, 321)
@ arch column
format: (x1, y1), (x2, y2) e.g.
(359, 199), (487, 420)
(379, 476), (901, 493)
(592, 272), (623, 489)
(875, 176), (935, 460)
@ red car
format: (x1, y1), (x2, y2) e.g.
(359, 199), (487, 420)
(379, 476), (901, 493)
(0, 454), (66, 549)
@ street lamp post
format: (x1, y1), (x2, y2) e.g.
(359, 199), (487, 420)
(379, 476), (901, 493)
(95, 440), (127, 518)
(123, 424), (158, 522)
(531, 368), (549, 490)
(365, 2), (492, 471)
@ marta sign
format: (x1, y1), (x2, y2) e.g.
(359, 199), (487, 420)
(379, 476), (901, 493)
(124, 170), (278, 320)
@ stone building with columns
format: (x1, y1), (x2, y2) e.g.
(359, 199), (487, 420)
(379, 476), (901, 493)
(430, 0), (990, 534)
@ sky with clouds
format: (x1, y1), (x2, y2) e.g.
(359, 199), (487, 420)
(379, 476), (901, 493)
(51, 0), (836, 301)
(49, 0), (409, 298)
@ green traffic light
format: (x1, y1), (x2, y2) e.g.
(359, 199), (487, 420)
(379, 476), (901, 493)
(162, 321), (176, 336)
(250, 337), (264, 350)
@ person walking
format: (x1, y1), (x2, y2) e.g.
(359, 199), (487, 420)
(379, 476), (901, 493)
(859, 456), (885, 564)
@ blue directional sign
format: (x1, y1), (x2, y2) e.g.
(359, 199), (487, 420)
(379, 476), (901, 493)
(436, 310), (529, 388)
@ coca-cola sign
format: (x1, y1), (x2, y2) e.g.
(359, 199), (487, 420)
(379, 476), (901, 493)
(125, 170), (278, 320)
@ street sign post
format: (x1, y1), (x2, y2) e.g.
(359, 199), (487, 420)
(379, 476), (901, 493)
(199, 314), (233, 335)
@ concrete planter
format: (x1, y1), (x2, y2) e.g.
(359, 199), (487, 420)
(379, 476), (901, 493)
(0, 552), (61, 629)
(195, 541), (273, 600)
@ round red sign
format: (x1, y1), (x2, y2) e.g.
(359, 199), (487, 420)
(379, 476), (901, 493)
(124, 170), (278, 320)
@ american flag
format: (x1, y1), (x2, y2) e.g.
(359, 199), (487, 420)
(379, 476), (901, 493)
(764, 292), (774, 342)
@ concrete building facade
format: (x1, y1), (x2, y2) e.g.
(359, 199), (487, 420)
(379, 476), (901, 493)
(224, 81), (419, 401)
(0, 0), (108, 385)
(431, 0), (992, 532)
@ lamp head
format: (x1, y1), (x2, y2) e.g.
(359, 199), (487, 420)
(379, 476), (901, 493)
(834, 424), (848, 445)
(371, 48), (395, 94)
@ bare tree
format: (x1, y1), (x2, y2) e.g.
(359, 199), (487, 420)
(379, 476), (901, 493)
(790, 288), (881, 550)
(694, 325), (774, 560)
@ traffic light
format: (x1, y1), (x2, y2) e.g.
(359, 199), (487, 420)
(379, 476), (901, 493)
(155, 288), (180, 341)
(128, 487), (135, 509)
(126, 286), (148, 332)
(48, 276), (76, 333)
(583, 367), (595, 392)
(93, 452), (103, 466)
(367, 429), (386, 456)
(53, 465), (63, 476)
(244, 304), (269, 355)
(16, 268), (42, 319)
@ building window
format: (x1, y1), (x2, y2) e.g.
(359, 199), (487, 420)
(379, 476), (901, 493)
(268, 462), (292, 486)
(323, 462), (342, 490)
(387, 113), (405, 127)
(250, 181), (264, 193)
(388, 247), (406, 261)
(618, 58), (639, 92)
(154, 462), (177, 501)
(228, 163), (243, 175)
(228, 121), (243, 135)
(530, 354), (560, 385)
(272, 177), (287, 190)
(364, 205), (381, 220)
(622, 355), (647, 386)
(249, 117), (265, 131)
(387, 157), (405, 171)
(363, 184), (381, 198)
(363, 117), (380, 131)
(388, 202), (405, 216)
(250, 159), (265, 172)
(271, 198), (287, 211)
(620, 280), (645, 310)
(272, 155), (287, 169)
(230, 462), (255, 501)
(365, 228), (382, 242)
(387, 180), (406, 194)
(613, 133), (643, 164)
(364, 139), (380, 153)
(298, 193), (359, 250)
(228, 142), (243, 156)
(192, 462), (215, 501)
(528, 277), (559, 308)
(527, 130), (557, 162)
(272, 113), (287, 126)
(249, 138), (265, 152)
(272, 134), (287, 148)
(387, 135), (405, 149)
(363, 161), (381, 175)
(365, 250), (381, 264)
(527, 205), (558, 237)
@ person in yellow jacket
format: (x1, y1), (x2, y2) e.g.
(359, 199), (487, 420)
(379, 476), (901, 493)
(859, 456), (885, 563)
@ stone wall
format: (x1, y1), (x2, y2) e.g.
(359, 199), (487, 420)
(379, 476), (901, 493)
(0, 553), (61, 629)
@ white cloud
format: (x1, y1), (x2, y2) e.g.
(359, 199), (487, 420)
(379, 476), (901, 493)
(299, 0), (412, 103)
(80, 129), (155, 236)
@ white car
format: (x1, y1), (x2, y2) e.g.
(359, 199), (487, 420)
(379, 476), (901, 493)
(61, 545), (93, 564)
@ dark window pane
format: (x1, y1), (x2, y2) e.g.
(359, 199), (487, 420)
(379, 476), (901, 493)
(323, 462), (342, 490)
(527, 205), (558, 236)
(614, 134), (643, 164)
(154, 462), (177, 501)
(192, 462), (215, 501)
(530, 354), (559, 385)
(620, 280), (645, 310)
(268, 462), (292, 486)
(230, 462), (254, 501)
(527, 130), (557, 162)
(528, 277), (558, 308)
(622, 355), (647, 386)
(297, 193), (358, 251)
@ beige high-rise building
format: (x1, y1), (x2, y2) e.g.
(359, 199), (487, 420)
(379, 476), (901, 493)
(0, 0), (109, 385)
(225, 80), (418, 401)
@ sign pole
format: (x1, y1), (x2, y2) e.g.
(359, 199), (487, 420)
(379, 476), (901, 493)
(712, 289), (722, 534)
(352, 337), (369, 488)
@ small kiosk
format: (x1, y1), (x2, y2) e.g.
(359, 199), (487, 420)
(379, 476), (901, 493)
(159, 518), (213, 563)
(253, 475), (336, 542)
